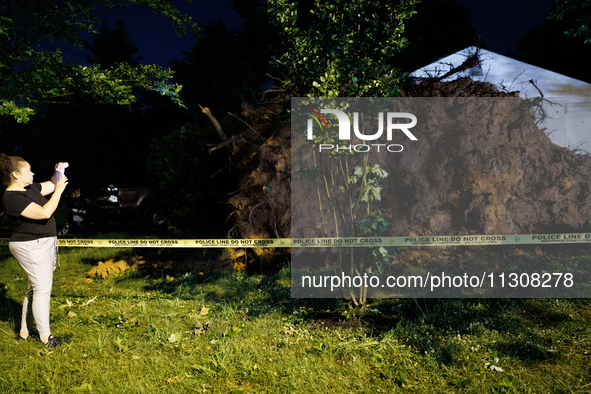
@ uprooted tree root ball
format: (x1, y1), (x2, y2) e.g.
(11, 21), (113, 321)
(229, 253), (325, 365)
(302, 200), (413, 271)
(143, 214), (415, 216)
(218, 78), (591, 271)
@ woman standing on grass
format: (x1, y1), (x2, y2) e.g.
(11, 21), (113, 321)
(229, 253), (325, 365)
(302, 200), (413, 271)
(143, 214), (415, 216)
(0, 153), (69, 347)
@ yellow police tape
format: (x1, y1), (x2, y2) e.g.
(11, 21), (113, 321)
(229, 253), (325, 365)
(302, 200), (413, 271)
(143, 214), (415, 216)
(2, 233), (591, 248)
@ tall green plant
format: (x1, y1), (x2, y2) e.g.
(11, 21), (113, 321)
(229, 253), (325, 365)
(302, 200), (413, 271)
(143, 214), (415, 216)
(318, 151), (391, 306)
(267, 0), (419, 97)
(295, 99), (397, 306)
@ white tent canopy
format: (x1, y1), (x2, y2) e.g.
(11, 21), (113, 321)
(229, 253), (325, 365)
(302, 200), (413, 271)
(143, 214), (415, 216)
(411, 46), (591, 98)
(412, 46), (591, 153)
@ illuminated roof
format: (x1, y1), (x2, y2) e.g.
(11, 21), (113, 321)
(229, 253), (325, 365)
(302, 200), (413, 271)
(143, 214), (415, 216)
(411, 46), (591, 98)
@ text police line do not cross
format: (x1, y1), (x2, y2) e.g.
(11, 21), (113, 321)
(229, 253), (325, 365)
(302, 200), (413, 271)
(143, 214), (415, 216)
(307, 109), (417, 153)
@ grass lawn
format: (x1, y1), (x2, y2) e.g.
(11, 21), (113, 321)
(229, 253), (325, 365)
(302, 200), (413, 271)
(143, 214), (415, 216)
(0, 244), (590, 393)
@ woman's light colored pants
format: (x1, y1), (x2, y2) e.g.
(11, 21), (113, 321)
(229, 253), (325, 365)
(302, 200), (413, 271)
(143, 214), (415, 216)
(9, 237), (57, 339)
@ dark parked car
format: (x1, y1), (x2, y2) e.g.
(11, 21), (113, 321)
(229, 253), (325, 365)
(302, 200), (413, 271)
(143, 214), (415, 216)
(61, 186), (119, 234)
(118, 186), (163, 225)
(63, 185), (162, 234)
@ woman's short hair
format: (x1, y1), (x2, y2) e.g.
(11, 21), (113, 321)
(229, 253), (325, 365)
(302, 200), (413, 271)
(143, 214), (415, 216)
(0, 153), (26, 186)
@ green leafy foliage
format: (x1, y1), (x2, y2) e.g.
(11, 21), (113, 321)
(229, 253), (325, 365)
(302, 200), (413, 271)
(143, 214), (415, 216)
(146, 119), (237, 237)
(0, 101), (34, 123)
(0, 0), (199, 124)
(497, 377), (515, 392)
(294, 98), (403, 304)
(267, 0), (420, 97)
(358, 208), (388, 235)
(552, 0), (591, 43)
(62, 63), (185, 107)
(352, 164), (388, 203)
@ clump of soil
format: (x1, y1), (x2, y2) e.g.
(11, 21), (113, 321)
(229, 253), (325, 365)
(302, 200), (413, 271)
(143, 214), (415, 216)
(87, 256), (147, 278)
(86, 252), (234, 278)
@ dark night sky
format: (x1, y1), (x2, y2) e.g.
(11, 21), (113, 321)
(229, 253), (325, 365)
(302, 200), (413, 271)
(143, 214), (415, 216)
(57, 0), (243, 66)
(451, 0), (558, 55)
(103, 0), (245, 65)
(58, 0), (565, 73)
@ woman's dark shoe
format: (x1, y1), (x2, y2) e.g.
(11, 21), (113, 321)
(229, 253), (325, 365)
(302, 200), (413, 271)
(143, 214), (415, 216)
(43, 335), (64, 348)
(16, 334), (28, 341)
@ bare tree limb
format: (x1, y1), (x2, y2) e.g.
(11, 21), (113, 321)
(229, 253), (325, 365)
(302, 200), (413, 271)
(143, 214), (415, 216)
(436, 50), (480, 81)
(199, 105), (227, 140)
(529, 79), (544, 98)
(208, 134), (239, 153)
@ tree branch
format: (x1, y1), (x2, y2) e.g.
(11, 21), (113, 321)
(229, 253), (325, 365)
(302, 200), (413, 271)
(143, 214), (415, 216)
(199, 105), (227, 141)
(529, 79), (544, 97)
(436, 50), (481, 81)
(208, 134), (239, 153)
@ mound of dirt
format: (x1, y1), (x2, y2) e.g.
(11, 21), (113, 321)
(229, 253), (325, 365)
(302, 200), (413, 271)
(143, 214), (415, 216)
(86, 254), (234, 278)
(228, 78), (591, 271)
(87, 256), (146, 278)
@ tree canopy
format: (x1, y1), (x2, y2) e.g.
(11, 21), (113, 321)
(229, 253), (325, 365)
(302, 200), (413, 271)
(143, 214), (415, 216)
(515, 0), (591, 83)
(267, 0), (420, 97)
(551, 0), (591, 43)
(85, 20), (142, 67)
(0, 0), (199, 125)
